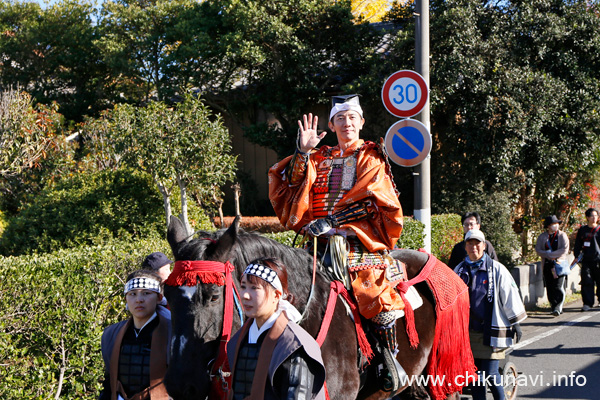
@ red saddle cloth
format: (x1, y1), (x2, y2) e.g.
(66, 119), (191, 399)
(397, 252), (476, 400)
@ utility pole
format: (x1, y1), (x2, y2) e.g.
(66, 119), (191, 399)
(414, 0), (431, 252)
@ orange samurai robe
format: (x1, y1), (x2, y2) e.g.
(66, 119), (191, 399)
(268, 138), (405, 322)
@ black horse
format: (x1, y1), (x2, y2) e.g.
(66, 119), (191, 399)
(163, 216), (461, 400)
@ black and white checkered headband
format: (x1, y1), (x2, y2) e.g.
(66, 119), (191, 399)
(243, 263), (283, 292)
(124, 277), (161, 295)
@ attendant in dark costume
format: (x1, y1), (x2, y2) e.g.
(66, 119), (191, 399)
(99, 270), (171, 400)
(573, 207), (600, 311)
(227, 258), (326, 400)
(448, 212), (498, 269)
(535, 215), (569, 316)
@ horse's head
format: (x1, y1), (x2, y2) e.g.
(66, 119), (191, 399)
(163, 215), (242, 400)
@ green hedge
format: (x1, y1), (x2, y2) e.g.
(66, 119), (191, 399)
(0, 238), (170, 399)
(0, 169), (166, 256)
(0, 169), (213, 257)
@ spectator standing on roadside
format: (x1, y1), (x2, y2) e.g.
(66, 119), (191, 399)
(448, 212), (498, 269)
(535, 215), (569, 316)
(573, 207), (600, 311)
(454, 229), (526, 400)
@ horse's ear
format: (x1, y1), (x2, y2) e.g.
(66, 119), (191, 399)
(209, 215), (241, 262)
(167, 215), (188, 248)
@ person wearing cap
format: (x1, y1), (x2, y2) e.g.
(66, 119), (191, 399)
(142, 252), (173, 282)
(448, 212), (498, 269)
(573, 207), (600, 311)
(142, 252), (173, 320)
(99, 269), (171, 400)
(454, 229), (526, 400)
(535, 215), (570, 316)
(227, 257), (326, 400)
(268, 94), (406, 391)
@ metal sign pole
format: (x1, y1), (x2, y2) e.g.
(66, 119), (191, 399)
(414, 0), (431, 252)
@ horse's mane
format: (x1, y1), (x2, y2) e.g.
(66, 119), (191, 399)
(176, 227), (330, 316)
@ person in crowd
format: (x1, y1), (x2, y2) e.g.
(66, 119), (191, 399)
(448, 211), (498, 269)
(573, 207), (600, 311)
(227, 257), (326, 400)
(142, 252), (173, 282)
(99, 270), (171, 400)
(142, 252), (173, 317)
(268, 94), (406, 391)
(454, 229), (527, 400)
(535, 215), (570, 316)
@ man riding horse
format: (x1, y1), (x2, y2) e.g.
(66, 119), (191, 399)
(269, 94), (409, 392)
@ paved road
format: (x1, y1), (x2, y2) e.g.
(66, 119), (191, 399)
(505, 299), (600, 400)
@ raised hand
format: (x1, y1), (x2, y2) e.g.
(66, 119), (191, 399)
(297, 113), (327, 153)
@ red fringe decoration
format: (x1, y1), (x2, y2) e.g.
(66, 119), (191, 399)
(396, 252), (476, 400)
(164, 260), (231, 287)
(395, 250), (437, 348)
(399, 293), (419, 349)
(423, 255), (477, 400)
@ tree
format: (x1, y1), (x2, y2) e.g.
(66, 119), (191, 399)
(95, 0), (196, 103)
(200, 0), (382, 157)
(0, 89), (61, 178)
(427, 0), (600, 261)
(0, 1), (107, 121)
(351, 0), (407, 22)
(84, 94), (237, 235)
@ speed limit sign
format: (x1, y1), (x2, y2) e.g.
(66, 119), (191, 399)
(381, 70), (429, 119)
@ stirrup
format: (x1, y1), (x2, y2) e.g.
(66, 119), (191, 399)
(375, 323), (407, 392)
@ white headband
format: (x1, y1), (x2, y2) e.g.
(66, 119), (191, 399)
(329, 103), (364, 121)
(243, 263), (283, 292)
(124, 277), (161, 295)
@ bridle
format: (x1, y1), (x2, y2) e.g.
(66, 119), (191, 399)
(164, 259), (243, 399)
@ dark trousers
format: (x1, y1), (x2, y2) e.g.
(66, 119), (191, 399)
(581, 261), (600, 307)
(471, 358), (504, 400)
(543, 262), (566, 313)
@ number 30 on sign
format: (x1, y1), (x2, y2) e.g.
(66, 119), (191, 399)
(381, 70), (429, 119)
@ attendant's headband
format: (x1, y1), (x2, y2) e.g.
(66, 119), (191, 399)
(243, 263), (283, 292)
(124, 277), (162, 295)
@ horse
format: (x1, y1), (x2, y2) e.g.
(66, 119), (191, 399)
(163, 215), (470, 400)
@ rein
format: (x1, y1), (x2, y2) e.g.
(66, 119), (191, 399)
(164, 259), (242, 398)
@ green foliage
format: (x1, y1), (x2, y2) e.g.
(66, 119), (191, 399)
(431, 214), (463, 265)
(96, 0), (195, 103)
(264, 230), (298, 248)
(0, 237), (170, 399)
(426, 0), (600, 224)
(215, 0), (381, 157)
(0, 169), (167, 256)
(0, 1), (106, 121)
(0, 89), (62, 178)
(396, 216), (425, 251)
(80, 94), (237, 234)
(0, 210), (6, 236)
(464, 185), (521, 266)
